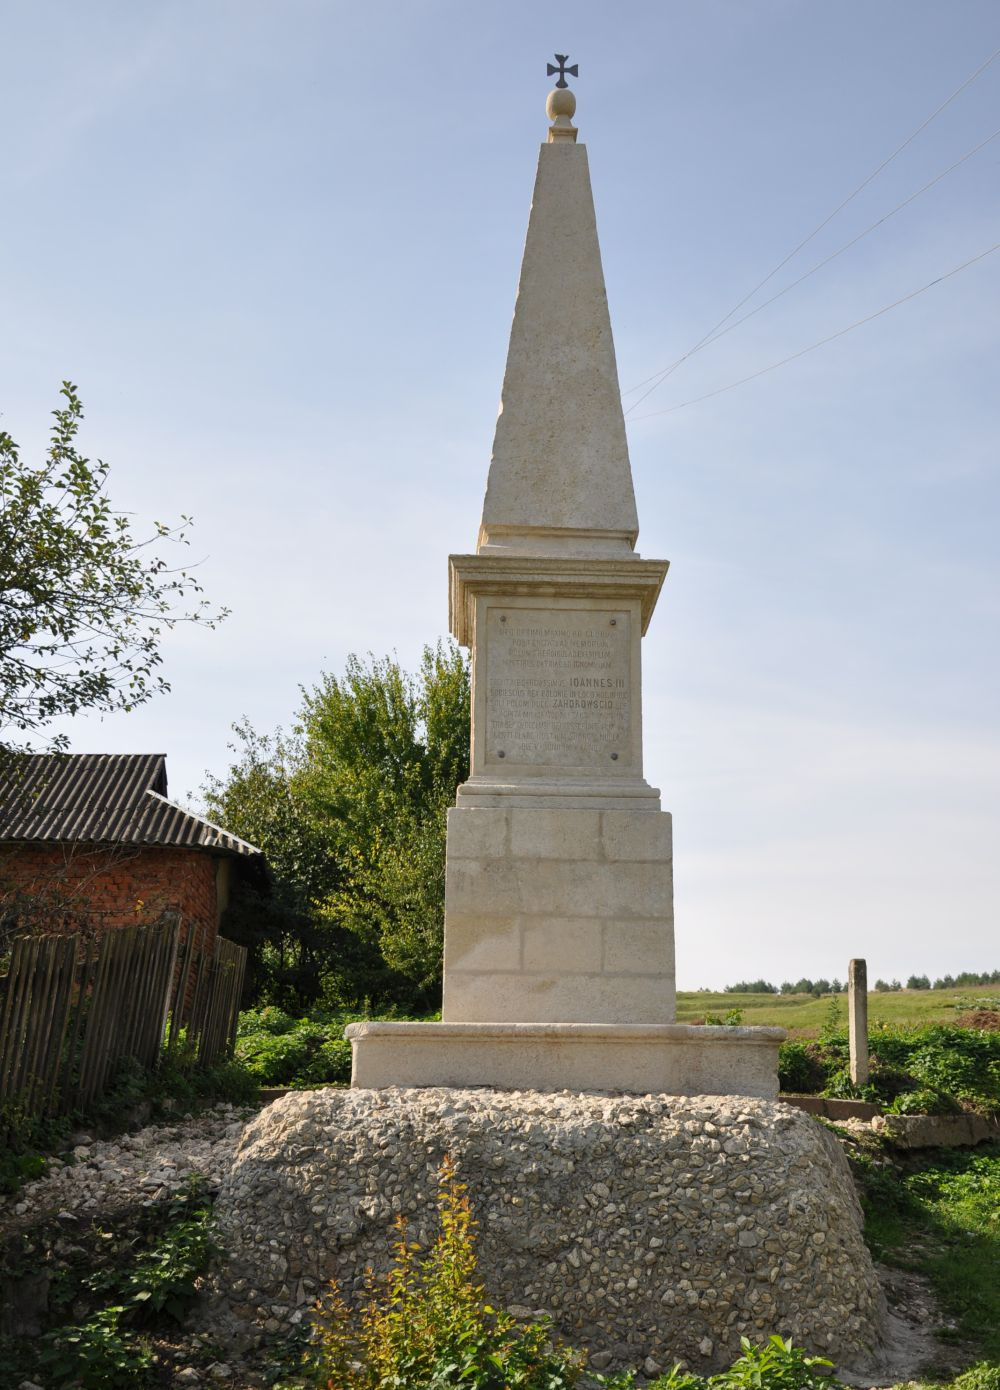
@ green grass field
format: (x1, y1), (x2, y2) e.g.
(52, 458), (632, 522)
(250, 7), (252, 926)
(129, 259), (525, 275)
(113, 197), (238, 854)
(675, 987), (999, 1036)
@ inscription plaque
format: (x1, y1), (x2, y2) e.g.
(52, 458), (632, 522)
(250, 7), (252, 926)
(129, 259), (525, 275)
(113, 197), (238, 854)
(485, 607), (631, 767)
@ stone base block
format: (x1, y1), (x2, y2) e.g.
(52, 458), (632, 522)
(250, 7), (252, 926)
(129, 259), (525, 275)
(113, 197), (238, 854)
(346, 1020), (785, 1098)
(210, 1088), (887, 1375)
(443, 805), (676, 1024)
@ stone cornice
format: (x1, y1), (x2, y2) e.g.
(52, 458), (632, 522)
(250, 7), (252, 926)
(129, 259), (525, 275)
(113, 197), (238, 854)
(448, 552), (669, 645)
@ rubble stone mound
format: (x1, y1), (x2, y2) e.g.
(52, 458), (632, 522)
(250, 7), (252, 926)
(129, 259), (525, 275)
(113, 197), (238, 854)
(211, 1087), (886, 1373)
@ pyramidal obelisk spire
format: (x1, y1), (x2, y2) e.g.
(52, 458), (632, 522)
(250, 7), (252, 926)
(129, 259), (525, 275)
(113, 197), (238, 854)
(478, 68), (639, 557)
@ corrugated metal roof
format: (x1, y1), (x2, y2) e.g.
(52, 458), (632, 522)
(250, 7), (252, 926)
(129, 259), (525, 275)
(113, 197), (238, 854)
(0, 753), (262, 857)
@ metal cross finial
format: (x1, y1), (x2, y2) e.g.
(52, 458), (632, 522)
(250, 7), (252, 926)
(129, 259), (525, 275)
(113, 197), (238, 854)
(547, 54), (578, 89)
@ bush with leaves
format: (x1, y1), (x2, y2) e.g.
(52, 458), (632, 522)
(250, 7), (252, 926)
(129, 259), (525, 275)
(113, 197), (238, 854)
(777, 1042), (828, 1095)
(304, 1157), (585, 1390)
(624, 1337), (835, 1390)
(37, 1306), (154, 1389)
(2, 1182), (214, 1389)
(785, 1022), (1000, 1115)
(236, 1008), (356, 1087)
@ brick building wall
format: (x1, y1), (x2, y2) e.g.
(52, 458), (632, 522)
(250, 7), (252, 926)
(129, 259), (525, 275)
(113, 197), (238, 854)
(0, 843), (224, 952)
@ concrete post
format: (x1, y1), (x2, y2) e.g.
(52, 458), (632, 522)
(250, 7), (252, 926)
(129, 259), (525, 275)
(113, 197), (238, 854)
(848, 959), (869, 1086)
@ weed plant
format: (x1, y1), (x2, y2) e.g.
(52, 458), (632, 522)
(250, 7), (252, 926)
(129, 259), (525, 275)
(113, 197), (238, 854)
(305, 1156), (585, 1389)
(0, 1097), (71, 1193)
(603, 1337), (836, 1390)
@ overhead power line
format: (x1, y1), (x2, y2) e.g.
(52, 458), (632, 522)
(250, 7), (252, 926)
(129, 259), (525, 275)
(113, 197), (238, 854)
(628, 239), (1000, 420)
(638, 126), (1000, 377)
(623, 42), (1000, 412)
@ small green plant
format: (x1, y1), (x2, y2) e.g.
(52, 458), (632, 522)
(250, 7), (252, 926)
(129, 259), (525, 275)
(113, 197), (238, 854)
(120, 1183), (216, 1322)
(599, 1336), (836, 1390)
(3, 1180), (216, 1387)
(0, 1098), (70, 1195)
(706, 1335), (835, 1390)
(886, 1087), (962, 1116)
(703, 1009), (743, 1026)
(305, 1156), (585, 1389)
(952, 1364), (1000, 1390)
(819, 996), (845, 1041)
(38, 1306), (154, 1389)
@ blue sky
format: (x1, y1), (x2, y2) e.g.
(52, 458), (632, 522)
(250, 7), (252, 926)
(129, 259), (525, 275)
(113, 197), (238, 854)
(3, 1), (998, 989)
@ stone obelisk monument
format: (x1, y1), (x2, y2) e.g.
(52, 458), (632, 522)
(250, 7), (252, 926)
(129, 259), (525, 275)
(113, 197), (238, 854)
(348, 70), (783, 1095)
(216, 71), (887, 1376)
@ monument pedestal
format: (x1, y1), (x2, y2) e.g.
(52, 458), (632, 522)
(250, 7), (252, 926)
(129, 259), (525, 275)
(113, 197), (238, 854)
(346, 1021), (784, 1096)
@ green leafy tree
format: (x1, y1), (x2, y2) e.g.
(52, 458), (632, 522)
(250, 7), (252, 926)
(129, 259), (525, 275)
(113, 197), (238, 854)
(204, 642), (470, 1010)
(201, 723), (339, 1005)
(0, 383), (225, 752)
(299, 644), (469, 1003)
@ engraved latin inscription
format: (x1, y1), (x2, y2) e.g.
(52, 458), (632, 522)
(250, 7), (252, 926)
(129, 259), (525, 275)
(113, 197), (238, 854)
(485, 608), (631, 767)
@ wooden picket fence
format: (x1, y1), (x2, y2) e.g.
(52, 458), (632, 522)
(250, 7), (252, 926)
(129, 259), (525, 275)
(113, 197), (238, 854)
(0, 915), (246, 1120)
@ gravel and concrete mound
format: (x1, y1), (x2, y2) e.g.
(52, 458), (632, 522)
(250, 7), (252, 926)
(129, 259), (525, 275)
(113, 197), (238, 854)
(211, 1087), (886, 1374)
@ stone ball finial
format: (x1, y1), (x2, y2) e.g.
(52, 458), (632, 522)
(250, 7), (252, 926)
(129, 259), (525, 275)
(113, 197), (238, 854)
(546, 87), (577, 122)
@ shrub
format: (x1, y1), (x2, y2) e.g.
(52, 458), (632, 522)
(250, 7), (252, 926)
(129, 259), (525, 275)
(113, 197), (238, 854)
(304, 1157), (585, 1390)
(604, 1336), (836, 1390)
(808, 1023), (1000, 1115)
(236, 1006), (442, 1088)
(705, 1334), (834, 1390)
(887, 1088), (962, 1117)
(236, 1008), (355, 1087)
(778, 1042), (827, 1095)
(38, 1306), (154, 1389)
(953, 1363), (1000, 1390)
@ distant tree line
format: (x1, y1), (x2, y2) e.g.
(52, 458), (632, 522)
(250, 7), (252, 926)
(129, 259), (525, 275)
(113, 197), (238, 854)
(894, 970), (1000, 991)
(725, 978), (845, 997)
(724, 971), (1000, 995)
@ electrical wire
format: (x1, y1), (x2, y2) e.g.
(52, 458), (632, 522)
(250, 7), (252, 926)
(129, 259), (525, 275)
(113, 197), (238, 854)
(622, 42), (1000, 412)
(627, 239), (1000, 420)
(635, 126), (1000, 380)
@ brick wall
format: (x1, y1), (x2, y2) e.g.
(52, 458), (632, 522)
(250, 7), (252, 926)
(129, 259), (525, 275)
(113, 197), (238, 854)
(0, 843), (222, 952)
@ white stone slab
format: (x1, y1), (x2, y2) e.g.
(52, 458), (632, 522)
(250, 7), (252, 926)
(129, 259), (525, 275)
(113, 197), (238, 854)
(346, 1021), (786, 1098)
